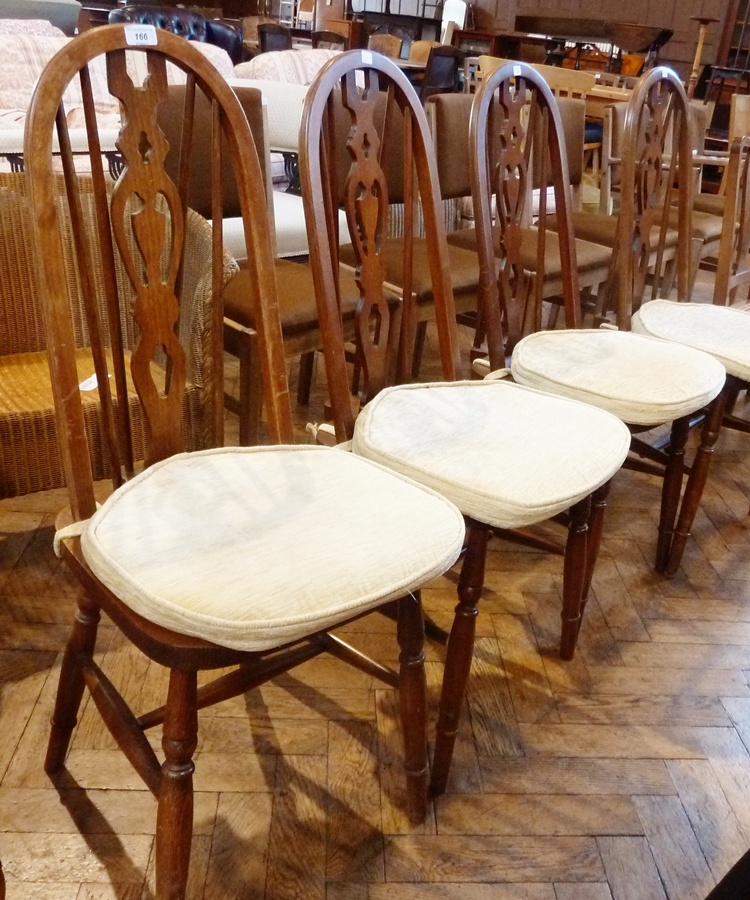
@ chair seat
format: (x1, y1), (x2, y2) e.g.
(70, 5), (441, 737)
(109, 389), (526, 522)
(693, 193), (725, 217)
(633, 299), (750, 381)
(339, 237), (479, 302)
(549, 212), (680, 251)
(224, 258), (361, 335)
(351, 380), (630, 529)
(511, 329), (726, 426)
(80, 446), (465, 652)
(447, 226), (610, 277)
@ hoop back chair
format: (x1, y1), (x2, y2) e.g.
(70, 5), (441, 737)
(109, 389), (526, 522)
(472, 65), (727, 577)
(300, 50), (631, 794)
(28, 26), (466, 896)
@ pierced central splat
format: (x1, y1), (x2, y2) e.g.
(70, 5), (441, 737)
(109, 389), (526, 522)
(138, 130), (152, 164)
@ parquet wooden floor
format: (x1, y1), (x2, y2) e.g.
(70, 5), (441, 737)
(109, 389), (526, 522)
(3, 280), (750, 898)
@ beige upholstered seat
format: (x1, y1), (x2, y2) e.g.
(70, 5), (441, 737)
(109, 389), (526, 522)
(352, 379), (630, 528)
(81, 445), (464, 651)
(513, 329), (726, 425)
(632, 301), (750, 383)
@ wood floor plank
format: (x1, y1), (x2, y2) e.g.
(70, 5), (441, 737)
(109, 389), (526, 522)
(632, 795), (715, 900)
(434, 793), (641, 836)
(666, 759), (749, 881)
(326, 719), (385, 882)
(265, 756), (328, 899)
(518, 724), (713, 759)
(555, 695), (730, 726)
(479, 758), (676, 795)
(597, 836), (667, 900)
(577, 665), (750, 697)
(202, 792), (273, 900)
(384, 835), (605, 883)
(492, 616), (559, 726)
(466, 636), (526, 754)
(554, 885), (613, 900)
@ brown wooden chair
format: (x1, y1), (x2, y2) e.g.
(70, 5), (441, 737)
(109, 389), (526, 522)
(408, 38), (439, 64)
(29, 26), (467, 897)
(257, 21), (292, 52)
(470, 63), (727, 579)
(311, 28), (346, 49)
(300, 49), (631, 795)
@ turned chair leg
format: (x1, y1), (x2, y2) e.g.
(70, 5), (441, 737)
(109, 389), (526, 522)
(45, 593), (101, 774)
(430, 521), (490, 797)
(397, 590), (428, 823)
(560, 495), (591, 661)
(577, 479), (614, 639)
(655, 415), (690, 574)
(665, 391), (727, 576)
(156, 668), (198, 900)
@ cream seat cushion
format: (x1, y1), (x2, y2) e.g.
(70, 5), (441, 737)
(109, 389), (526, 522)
(512, 330), (726, 426)
(351, 380), (631, 529)
(80, 445), (465, 652)
(632, 299), (750, 382)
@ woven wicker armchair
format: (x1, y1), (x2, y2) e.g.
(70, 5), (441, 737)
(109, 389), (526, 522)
(0, 172), (232, 498)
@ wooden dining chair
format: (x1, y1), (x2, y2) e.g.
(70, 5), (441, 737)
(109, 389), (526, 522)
(257, 21), (292, 52)
(28, 25), (467, 897)
(469, 62), (727, 578)
(299, 49), (631, 795)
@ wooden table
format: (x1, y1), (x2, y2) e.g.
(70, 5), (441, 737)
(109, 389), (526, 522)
(585, 84), (631, 119)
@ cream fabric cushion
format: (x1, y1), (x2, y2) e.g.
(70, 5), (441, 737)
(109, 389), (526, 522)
(81, 445), (464, 652)
(512, 330), (726, 426)
(351, 380), (630, 529)
(632, 299), (750, 382)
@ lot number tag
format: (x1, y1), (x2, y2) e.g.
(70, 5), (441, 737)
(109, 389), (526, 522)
(125, 24), (158, 46)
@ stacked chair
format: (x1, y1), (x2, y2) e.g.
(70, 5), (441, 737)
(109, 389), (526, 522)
(27, 25), (468, 897)
(299, 49), (631, 795)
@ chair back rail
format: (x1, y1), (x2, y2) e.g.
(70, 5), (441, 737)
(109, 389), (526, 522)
(713, 135), (750, 305)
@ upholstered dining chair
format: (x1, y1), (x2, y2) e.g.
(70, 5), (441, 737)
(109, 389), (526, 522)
(159, 83), (360, 445)
(28, 25), (466, 897)
(469, 62), (727, 578)
(367, 32), (403, 59)
(299, 49), (631, 796)
(427, 90), (612, 346)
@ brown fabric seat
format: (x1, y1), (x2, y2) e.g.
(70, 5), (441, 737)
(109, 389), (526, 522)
(339, 238), (480, 312)
(549, 211), (681, 252)
(447, 226), (612, 277)
(225, 258), (362, 335)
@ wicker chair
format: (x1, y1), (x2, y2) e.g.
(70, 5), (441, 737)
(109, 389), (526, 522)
(0, 173), (225, 498)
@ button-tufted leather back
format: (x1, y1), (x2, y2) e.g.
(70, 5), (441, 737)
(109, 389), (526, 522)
(108, 5), (243, 64)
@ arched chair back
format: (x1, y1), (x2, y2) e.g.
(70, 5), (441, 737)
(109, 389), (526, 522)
(299, 49), (461, 442)
(469, 61), (581, 362)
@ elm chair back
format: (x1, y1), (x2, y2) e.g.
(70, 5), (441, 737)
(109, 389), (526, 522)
(299, 49), (460, 442)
